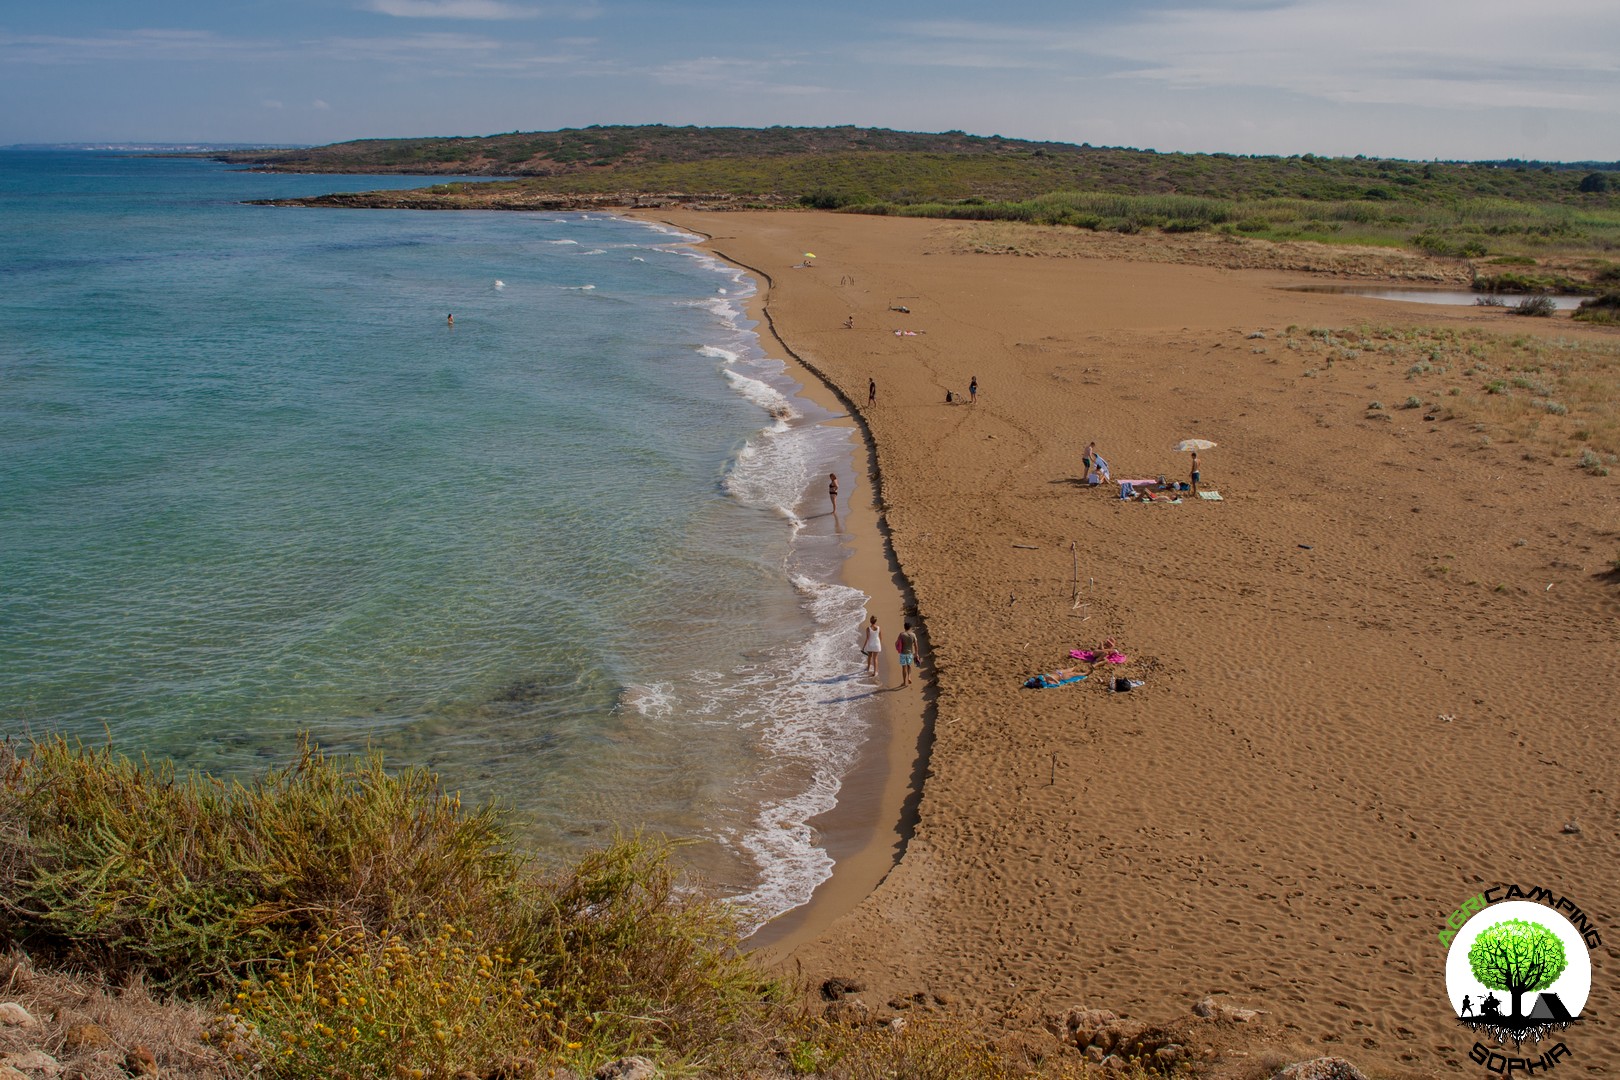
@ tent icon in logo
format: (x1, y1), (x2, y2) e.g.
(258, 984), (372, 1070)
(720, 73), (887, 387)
(1528, 994), (1574, 1024)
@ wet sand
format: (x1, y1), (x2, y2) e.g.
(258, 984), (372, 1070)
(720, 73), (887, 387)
(648, 210), (1620, 1076)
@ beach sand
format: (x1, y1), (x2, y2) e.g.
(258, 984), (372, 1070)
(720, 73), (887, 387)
(646, 210), (1620, 1076)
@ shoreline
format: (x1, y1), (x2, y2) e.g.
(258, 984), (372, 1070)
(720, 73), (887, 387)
(635, 209), (1620, 1075)
(648, 217), (935, 957)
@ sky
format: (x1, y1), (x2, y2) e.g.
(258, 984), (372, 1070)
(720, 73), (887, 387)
(4, 0), (1619, 161)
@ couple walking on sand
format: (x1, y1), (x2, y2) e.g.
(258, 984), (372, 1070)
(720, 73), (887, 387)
(861, 615), (922, 687)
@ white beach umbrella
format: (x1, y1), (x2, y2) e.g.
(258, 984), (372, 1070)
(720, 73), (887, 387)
(1173, 439), (1217, 452)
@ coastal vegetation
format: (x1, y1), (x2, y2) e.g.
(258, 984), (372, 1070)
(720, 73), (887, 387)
(1280, 324), (1620, 466)
(225, 126), (1620, 274)
(0, 739), (1124, 1078)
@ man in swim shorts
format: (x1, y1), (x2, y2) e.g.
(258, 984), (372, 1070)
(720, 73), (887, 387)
(1190, 451), (1201, 496)
(897, 620), (920, 687)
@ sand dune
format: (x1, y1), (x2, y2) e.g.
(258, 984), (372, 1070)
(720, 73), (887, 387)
(649, 210), (1620, 1076)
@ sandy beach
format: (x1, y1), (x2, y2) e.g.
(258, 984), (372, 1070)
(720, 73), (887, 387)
(644, 210), (1620, 1076)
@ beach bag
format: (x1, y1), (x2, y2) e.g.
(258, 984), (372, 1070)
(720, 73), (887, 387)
(1112, 676), (1132, 693)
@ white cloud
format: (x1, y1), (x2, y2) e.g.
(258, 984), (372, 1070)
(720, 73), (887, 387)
(887, 1), (1620, 114)
(651, 56), (832, 96)
(313, 99), (332, 110)
(263, 99), (284, 109)
(361, 0), (599, 20)
(0, 28), (269, 63)
(312, 32), (507, 61)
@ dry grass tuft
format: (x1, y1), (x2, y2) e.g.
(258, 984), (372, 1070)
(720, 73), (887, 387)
(0, 951), (243, 1079)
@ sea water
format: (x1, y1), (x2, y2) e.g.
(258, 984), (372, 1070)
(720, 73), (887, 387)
(0, 152), (877, 923)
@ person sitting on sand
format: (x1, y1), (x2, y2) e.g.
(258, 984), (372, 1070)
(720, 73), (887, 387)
(1086, 454), (1110, 485)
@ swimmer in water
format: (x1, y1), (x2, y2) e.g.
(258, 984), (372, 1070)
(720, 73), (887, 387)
(447, 313), (454, 326)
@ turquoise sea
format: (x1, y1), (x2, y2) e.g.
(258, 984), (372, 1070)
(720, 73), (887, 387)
(0, 152), (877, 922)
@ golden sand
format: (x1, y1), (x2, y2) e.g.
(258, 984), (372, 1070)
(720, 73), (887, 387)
(644, 210), (1620, 1076)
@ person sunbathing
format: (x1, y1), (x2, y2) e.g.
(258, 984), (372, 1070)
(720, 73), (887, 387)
(1026, 668), (1084, 688)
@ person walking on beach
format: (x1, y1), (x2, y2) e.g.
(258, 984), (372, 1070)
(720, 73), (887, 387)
(868, 378), (876, 407)
(969, 375), (978, 404)
(860, 615), (882, 677)
(828, 473), (840, 514)
(1190, 451), (1201, 496)
(896, 620), (921, 687)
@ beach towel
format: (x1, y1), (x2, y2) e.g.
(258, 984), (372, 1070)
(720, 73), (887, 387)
(1069, 650), (1128, 664)
(1118, 482), (1134, 499)
(1024, 672), (1087, 689)
(1198, 490), (1223, 501)
(1069, 649), (1098, 662)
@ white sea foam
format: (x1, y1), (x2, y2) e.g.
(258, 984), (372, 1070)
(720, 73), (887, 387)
(619, 681), (676, 719)
(698, 344), (742, 365)
(724, 369), (799, 428)
(545, 239), (580, 245)
(631, 256), (646, 262)
(727, 574), (874, 926)
(558, 284), (596, 291)
(493, 279), (505, 290)
(581, 249), (608, 256)
(639, 222), (704, 244)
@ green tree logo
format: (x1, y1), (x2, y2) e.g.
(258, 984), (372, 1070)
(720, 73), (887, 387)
(1467, 918), (1568, 1022)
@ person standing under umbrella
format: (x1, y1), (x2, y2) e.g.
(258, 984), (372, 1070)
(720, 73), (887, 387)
(1190, 451), (1201, 497)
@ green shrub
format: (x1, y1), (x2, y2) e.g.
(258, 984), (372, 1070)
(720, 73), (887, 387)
(1573, 293), (1620, 324)
(1512, 294), (1558, 317)
(0, 739), (520, 989)
(0, 739), (784, 1077)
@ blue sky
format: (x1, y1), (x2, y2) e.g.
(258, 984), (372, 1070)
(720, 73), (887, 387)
(5, 1), (1618, 160)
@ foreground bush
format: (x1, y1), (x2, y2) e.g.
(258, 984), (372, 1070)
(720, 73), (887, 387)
(1574, 292), (1620, 324)
(0, 739), (781, 1076)
(0, 738), (521, 988)
(0, 739), (1138, 1078)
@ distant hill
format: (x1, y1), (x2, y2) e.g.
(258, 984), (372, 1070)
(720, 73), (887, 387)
(214, 125), (1085, 175)
(226, 126), (1620, 268)
(216, 125), (1618, 209)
